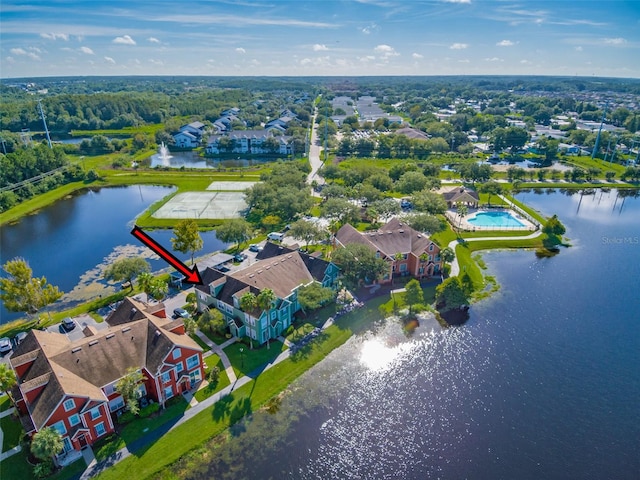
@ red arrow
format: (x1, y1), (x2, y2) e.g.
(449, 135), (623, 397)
(130, 226), (203, 285)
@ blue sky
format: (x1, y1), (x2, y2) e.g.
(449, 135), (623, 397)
(1, 0), (639, 78)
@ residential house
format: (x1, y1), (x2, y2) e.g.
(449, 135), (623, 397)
(195, 243), (339, 344)
(206, 130), (293, 155)
(442, 186), (480, 209)
(334, 218), (443, 284)
(180, 121), (206, 136)
(9, 298), (203, 461)
(173, 130), (200, 149)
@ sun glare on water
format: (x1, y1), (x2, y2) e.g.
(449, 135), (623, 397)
(359, 338), (413, 372)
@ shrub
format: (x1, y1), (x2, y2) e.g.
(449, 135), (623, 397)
(208, 366), (221, 384)
(117, 411), (136, 424)
(33, 461), (53, 479)
(139, 402), (160, 418)
(283, 325), (294, 337)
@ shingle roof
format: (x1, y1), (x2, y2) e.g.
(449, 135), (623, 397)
(442, 186), (479, 203)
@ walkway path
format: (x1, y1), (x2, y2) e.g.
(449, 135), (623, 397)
(307, 108), (325, 193)
(195, 329), (237, 384)
(78, 309), (342, 479)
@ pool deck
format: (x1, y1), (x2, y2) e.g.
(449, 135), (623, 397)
(446, 207), (536, 232)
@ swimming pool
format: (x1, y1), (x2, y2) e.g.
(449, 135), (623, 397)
(467, 211), (525, 228)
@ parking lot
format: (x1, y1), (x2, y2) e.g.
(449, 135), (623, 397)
(44, 314), (109, 341)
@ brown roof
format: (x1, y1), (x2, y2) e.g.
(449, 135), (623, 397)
(11, 297), (203, 432)
(442, 186), (479, 203)
(230, 251), (314, 299)
(336, 219), (438, 259)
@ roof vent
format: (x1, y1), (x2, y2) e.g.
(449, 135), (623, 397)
(265, 266), (271, 270)
(399, 230), (404, 233)
(89, 340), (99, 347)
(72, 347), (82, 353)
(106, 333), (115, 340)
(249, 274), (255, 278)
(257, 270), (263, 274)
(129, 308), (137, 319)
(122, 327), (131, 333)
(155, 330), (161, 337)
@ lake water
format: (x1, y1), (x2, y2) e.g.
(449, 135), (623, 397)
(0, 186), (229, 324)
(179, 188), (640, 480)
(150, 150), (275, 169)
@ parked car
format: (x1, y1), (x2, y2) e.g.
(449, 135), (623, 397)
(400, 199), (413, 209)
(267, 232), (285, 241)
(14, 331), (28, 346)
(249, 244), (263, 252)
(0, 337), (12, 354)
(217, 265), (230, 272)
(62, 317), (76, 332)
(173, 308), (190, 319)
(233, 253), (247, 262)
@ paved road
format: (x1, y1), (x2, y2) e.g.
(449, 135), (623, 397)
(307, 108), (325, 191)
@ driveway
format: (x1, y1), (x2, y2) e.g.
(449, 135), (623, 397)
(45, 314), (108, 342)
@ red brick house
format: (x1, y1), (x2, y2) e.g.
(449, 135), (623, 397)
(334, 218), (443, 284)
(9, 297), (203, 462)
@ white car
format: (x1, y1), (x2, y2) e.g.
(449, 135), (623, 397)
(0, 337), (12, 354)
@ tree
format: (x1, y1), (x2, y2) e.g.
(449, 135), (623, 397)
(404, 279), (424, 314)
(297, 283), (336, 311)
(321, 197), (360, 225)
(239, 292), (258, 315)
(396, 171), (430, 194)
(198, 308), (226, 336)
(288, 219), (324, 250)
(137, 272), (168, 300)
(208, 366), (221, 384)
(435, 276), (469, 312)
(116, 367), (147, 414)
(369, 198), (400, 221)
(411, 190), (447, 214)
(332, 244), (388, 286)
(456, 204), (468, 228)
(183, 317), (197, 336)
(478, 181), (503, 207)
(0, 258), (62, 320)
(0, 364), (17, 408)
(403, 213), (444, 234)
(257, 288), (276, 311)
(215, 219), (252, 251)
(440, 247), (455, 265)
(171, 219), (203, 266)
(31, 427), (63, 462)
(104, 257), (150, 290)
(542, 214), (566, 237)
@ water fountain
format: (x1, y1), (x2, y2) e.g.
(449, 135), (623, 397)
(158, 142), (172, 164)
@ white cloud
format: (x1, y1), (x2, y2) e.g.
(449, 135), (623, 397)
(496, 39), (515, 47)
(148, 37), (161, 44)
(520, 59), (531, 64)
(104, 56), (116, 64)
(360, 23), (378, 34)
(10, 47), (41, 60)
(313, 44), (328, 51)
(113, 35), (136, 45)
(412, 52), (423, 59)
(442, 0), (471, 3)
(235, 47), (246, 54)
(41, 33), (69, 41)
(575, 46), (583, 51)
(603, 37), (626, 46)
(359, 55), (376, 63)
(300, 58), (312, 66)
(484, 57), (503, 62)
(449, 43), (468, 50)
(80, 46), (94, 55)
(150, 59), (164, 66)
(458, 59), (470, 63)
(374, 44), (399, 59)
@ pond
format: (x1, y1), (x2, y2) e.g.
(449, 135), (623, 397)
(149, 150), (278, 169)
(174, 188), (640, 480)
(1, 185), (229, 324)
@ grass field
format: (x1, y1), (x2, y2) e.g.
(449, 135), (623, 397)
(1, 413), (23, 451)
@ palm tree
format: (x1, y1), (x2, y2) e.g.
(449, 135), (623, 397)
(440, 246), (455, 266)
(115, 367), (147, 414)
(239, 292), (258, 315)
(0, 363), (17, 408)
(31, 426), (63, 462)
(456, 204), (468, 228)
(257, 289), (276, 312)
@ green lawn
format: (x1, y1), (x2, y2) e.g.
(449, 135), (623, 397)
(93, 397), (189, 462)
(200, 330), (229, 346)
(285, 323), (316, 343)
(223, 340), (287, 378)
(1, 413), (23, 451)
(0, 395), (11, 412)
(193, 355), (231, 402)
(189, 334), (211, 352)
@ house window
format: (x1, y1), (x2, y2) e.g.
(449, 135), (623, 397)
(52, 420), (66, 435)
(173, 348), (181, 360)
(136, 384), (147, 399)
(95, 422), (106, 437)
(104, 383), (116, 396)
(69, 414), (80, 427)
(429, 244), (434, 251)
(175, 361), (184, 375)
(109, 397), (125, 412)
(271, 311), (276, 320)
(186, 354), (199, 370)
(161, 371), (171, 384)
(400, 263), (407, 272)
(63, 399), (75, 412)
(62, 436), (72, 453)
(90, 407), (101, 420)
(164, 386), (174, 400)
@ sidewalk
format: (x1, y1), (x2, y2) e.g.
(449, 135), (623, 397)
(0, 406), (22, 462)
(78, 305), (342, 479)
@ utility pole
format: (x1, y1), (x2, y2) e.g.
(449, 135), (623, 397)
(37, 99), (52, 149)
